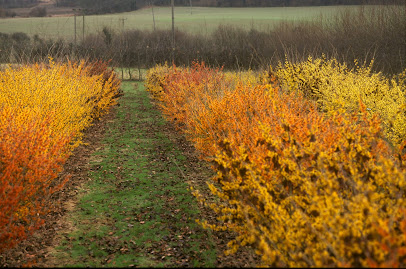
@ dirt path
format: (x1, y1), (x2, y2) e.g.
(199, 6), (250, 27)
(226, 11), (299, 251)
(0, 81), (259, 267)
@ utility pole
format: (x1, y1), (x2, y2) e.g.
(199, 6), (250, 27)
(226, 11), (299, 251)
(119, 18), (127, 32)
(74, 8), (85, 42)
(171, 0), (175, 64)
(72, 8), (78, 60)
(74, 11), (77, 46)
(82, 11), (85, 41)
(190, 0), (192, 15)
(150, 0), (156, 31)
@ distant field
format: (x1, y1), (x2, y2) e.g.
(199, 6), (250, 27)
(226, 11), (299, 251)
(0, 5), (370, 40)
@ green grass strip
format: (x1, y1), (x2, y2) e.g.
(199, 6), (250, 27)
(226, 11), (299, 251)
(53, 81), (216, 267)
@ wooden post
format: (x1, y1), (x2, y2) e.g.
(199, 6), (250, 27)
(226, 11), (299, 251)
(82, 12), (85, 41)
(119, 18), (127, 32)
(171, 0), (175, 65)
(74, 12), (77, 46)
(151, 0), (156, 31)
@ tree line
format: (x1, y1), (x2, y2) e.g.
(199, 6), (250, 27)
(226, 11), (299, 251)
(1, 0), (401, 12)
(0, 0), (38, 8)
(156, 0), (402, 7)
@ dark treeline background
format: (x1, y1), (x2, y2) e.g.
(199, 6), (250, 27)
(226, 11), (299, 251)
(58, 0), (406, 13)
(1, 4), (405, 77)
(159, 0), (402, 7)
(0, 0), (38, 8)
(0, 0), (402, 13)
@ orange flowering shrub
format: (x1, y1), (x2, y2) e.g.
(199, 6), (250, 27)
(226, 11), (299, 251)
(146, 61), (406, 267)
(0, 107), (71, 252)
(145, 62), (264, 157)
(0, 59), (121, 253)
(147, 62), (230, 134)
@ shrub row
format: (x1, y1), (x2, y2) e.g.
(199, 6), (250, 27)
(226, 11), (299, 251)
(145, 60), (406, 267)
(0, 59), (121, 253)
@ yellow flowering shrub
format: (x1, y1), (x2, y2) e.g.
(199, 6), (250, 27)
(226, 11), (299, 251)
(274, 56), (406, 147)
(0, 59), (120, 148)
(144, 63), (174, 101)
(223, 69), (264, 88)
(197, 103), (405, 267)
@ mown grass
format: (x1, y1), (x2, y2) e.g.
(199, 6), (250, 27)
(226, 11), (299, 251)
(0, 5), (370, 39)
(50, 81), (217, 267)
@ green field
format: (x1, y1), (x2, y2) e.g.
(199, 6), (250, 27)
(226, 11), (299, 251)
(0, 5), (370, 40)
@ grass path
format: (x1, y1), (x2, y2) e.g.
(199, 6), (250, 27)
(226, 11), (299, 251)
(47, 81), (218, 267)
